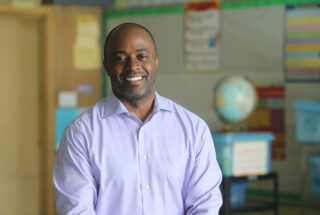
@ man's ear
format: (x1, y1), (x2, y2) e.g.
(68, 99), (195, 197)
(155, 56), (159, 71)
(103, 60), (110, 76)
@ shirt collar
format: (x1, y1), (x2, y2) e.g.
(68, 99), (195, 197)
(153, 92), (174, 113)
(103, 91), (173, 118)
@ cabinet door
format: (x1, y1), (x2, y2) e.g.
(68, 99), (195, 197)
(0, 15), (41, 215)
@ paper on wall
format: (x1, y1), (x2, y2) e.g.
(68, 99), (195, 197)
(184, 1), (221, 72)
(73, 15), (100, 70)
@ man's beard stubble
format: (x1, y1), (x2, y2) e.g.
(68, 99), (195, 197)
(110, 73), (156, 103)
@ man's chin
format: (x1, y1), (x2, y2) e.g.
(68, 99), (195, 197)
(116, 89), (151, 102)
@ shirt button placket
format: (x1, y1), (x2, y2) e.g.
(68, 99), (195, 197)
(138, 125), (151, 214)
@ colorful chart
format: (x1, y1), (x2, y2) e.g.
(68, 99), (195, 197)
(285, 4), (320, 82)
(246, 86), (286, 160)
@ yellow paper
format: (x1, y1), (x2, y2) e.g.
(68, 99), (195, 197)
(75, 15), (99, 36)
(73, 15), (100, 70)
(286, 44), (320, 52)
(75, 36), (97, 47)
(287, 16), (320, 24)
(286, 58), (320, 68)
(73, 45), (100, 70)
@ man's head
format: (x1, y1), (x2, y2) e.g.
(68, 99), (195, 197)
(103, 23), (159, 103)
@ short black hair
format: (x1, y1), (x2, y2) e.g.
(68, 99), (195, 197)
(103, 22), (158, 61)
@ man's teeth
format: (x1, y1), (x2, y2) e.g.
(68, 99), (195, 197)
(126, 76), (142, 81)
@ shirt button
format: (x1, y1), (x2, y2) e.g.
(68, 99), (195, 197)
(145, 185), (150, 189)
(143, 155), (148, 160)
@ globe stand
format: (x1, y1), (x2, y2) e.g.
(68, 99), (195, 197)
(221, 121), (246, 133)
(224, 123), (232, 133)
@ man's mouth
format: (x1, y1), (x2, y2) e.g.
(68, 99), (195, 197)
(126, 76), (143, 81)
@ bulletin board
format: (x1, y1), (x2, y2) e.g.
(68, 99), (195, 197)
(54, 6), (102, 107)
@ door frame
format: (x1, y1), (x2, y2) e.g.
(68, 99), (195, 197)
(0, 5), (56, 215)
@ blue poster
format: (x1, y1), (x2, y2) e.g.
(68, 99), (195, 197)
(55, 108), (87, 151)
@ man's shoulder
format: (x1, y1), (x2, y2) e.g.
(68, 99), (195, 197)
(66, 97), (106, 132)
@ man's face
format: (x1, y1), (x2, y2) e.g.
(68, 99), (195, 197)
(104, 27), (159, 102)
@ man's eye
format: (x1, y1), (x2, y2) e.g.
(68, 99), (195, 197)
(137, 55), (148, 61)
(115, 56), (127, 62)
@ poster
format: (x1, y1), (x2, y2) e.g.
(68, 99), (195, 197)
(73, 15), (100, 70)
(55, 108), (87, 151)
(233, 141), (268, 176)
(285, 4), (320, 82)
(184, 1), (221, 72)
(246, 86), (286, 160)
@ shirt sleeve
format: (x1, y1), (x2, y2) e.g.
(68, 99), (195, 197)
(184, 122), (223, 215)
(53, 124), (97, 215)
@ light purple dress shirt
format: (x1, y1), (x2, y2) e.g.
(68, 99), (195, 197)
(53, 92), (222, 215)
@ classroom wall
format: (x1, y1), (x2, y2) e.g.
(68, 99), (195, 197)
(105, 5), (320, 197)
(106, 5), (285, 130)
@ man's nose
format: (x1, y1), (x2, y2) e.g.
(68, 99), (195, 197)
(126, 56), (140, 71)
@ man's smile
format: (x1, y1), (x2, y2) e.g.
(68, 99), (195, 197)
(121, 72), (148, 85)
(124, 76), (145, 85)
(126, 76), (142, 81)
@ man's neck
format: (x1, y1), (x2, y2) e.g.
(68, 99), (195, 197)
(121, 93), (155, 122)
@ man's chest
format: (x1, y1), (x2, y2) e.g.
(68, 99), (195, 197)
(88, 119), (194, 193)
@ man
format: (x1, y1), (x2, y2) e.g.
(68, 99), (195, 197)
(53, 23), (222, 215)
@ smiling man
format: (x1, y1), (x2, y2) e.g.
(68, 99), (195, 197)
(104, 24), (159, 122)
(53, 23), (222, 215)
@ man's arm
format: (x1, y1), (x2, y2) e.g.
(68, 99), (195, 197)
(53, 125), (97, 215)
(184, 123), (223, 215)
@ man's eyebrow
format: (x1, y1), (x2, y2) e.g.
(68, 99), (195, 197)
(112, 50), (127, 55)
(136, 48), (150, 53)
(112, 49), (150, 55)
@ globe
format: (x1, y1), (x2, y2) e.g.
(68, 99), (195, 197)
(214, 76), (256, 125)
